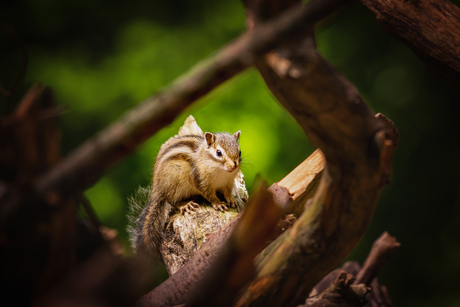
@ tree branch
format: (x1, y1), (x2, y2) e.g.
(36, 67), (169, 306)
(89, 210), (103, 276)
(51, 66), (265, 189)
(353, 232), (400, 286)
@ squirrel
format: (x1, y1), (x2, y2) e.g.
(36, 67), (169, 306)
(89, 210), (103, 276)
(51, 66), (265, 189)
(130, 116), (242, 259)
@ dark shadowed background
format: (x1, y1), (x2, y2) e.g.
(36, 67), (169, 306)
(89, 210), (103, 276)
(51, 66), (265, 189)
(1, 0), (460, 305)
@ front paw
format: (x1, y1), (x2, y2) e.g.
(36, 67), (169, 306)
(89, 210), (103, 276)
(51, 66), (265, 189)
(180, 201), (200, 214)
(225, 196), (237, 208)
(212, 202), (228, 212)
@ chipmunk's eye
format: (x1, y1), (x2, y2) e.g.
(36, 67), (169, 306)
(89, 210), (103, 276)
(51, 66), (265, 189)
(239, 150), (241, 157)
(216, 149), (222, 157)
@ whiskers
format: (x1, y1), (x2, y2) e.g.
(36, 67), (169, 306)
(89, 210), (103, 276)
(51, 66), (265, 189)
(239, 153), (255, 173)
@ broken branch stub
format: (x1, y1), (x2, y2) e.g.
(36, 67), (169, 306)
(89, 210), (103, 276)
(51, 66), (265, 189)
(268, 148), (325, 216)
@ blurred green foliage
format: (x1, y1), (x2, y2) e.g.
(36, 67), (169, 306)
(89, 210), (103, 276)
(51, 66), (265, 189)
(2, 0), (460, 306)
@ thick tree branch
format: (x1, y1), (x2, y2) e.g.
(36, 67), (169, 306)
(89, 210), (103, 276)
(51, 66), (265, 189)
(360, 0), (460, 90)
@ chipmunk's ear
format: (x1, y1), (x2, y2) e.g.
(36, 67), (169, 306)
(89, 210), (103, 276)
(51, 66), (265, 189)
(234, 130), (241, 140)
(205, 132), (216, 147)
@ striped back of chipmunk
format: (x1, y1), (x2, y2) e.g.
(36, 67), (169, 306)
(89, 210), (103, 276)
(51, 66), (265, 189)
(154, 134), (203, 170)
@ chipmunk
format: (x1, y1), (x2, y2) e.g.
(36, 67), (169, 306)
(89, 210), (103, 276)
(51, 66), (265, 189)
(130, 117), (242, 259)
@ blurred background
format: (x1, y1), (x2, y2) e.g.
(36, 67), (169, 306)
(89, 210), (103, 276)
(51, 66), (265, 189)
(1, 0), (460, 305)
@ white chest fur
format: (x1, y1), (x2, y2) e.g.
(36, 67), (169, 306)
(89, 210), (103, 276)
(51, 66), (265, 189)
(211, 168), (237, 190)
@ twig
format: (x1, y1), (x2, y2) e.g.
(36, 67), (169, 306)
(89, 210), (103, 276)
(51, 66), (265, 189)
(79, 195), (102, 229)
(354, 232), (400, 286)
(14, 83), (43, 118)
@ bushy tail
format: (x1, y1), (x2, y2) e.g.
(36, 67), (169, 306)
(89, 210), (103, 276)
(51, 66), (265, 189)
(126, 186), (152, 254)
(127, 186), (170, 260)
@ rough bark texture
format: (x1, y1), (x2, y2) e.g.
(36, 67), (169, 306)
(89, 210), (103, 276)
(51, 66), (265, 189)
(161, 206), (241, 276)
(360, 0), (460, 90)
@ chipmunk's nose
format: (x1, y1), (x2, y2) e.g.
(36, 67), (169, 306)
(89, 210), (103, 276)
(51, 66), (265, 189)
(227, 162), (238, 173)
